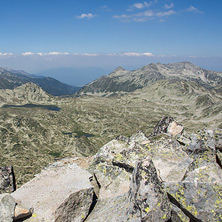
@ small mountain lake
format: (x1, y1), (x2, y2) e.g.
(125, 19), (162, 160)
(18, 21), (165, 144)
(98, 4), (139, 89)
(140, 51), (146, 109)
(63, 130), (95, 138)
(2, 104), (61, 111)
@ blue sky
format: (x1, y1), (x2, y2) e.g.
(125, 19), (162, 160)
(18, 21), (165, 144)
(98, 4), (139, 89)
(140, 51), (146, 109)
(0, 0), (222, 85)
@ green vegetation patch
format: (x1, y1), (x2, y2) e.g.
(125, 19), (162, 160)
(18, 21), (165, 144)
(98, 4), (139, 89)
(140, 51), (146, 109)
(49, 151), (62, 158)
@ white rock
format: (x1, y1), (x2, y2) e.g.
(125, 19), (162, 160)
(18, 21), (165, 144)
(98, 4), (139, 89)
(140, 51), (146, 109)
(12, 160), (94, 222)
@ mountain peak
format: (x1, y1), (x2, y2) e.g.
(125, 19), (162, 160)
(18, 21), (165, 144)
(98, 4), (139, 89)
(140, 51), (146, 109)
(114, 66), (125, 72)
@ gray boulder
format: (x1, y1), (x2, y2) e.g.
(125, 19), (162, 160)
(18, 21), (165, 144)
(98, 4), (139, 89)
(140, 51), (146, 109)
(111, 134), (193, 183)
(0, 193), (15, 222)
(93, 162), (130, 199)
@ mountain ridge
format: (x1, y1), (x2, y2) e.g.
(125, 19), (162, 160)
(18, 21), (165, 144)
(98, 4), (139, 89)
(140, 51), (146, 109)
(0, 67), (81, 96)
(76, 61), (222, 97)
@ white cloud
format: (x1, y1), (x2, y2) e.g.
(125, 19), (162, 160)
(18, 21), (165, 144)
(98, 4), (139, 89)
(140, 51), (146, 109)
(143, 52), (153, 56)
(133, 3), (144, 9)
(156, 10), (176, 17)
(37, 53), (44, 56)
(22, 52), (35, 56)
(144, 2), (152, 7)
(138, 10), (154, 17)
(127, 1), (152, 11)
(73, 53), (99, 56)
(114, 8), (176, 22)
(47, 52), (63, 55)
(114, 2), (204, 23)
(186, 6), (203, 14)
(164, 3), (174, 9)
(19, 52), (100, 57)
(113, 14), (130, 19)
(121, 52), (153, 56)
(21, 52), (70, 56)
(0, 52), (13, 56)
(6, 52), (154, 58)
(76, 13), (95, 19)
(107, 52), (153, 57)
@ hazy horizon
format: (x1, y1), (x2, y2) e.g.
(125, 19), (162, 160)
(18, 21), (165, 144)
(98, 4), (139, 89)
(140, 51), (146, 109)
(0, 0), (221, 86)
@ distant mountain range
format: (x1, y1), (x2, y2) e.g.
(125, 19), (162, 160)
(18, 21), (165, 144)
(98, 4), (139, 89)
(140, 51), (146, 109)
(76, 62), (222, 96)
(1, 62), (222, 97)
(0, 67), (81, 96)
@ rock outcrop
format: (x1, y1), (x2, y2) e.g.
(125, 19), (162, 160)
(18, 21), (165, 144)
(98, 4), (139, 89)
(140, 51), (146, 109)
(86, 117), (222, 221)
(12, 159), (95, 222)
(1, 116), (221, 221)
(0, 82), (55, 107)
(149, 116), (184, 137)
(0, 166), (16, 194)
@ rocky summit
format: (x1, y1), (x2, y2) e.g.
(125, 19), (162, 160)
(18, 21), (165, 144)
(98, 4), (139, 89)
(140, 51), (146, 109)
(1, 116), (222, 222)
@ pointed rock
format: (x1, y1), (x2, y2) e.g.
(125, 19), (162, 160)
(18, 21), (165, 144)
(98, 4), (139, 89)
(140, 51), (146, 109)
(14, 204), (33, 221)
(114, 66), (125, 72)
(150, 116), (183, 137)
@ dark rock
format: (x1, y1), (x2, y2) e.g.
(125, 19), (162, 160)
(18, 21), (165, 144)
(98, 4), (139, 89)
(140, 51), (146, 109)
(127, 157), (171, 221)
(13, 204), (33, 221)
(116, 135), (130, 144)
(150, 116), (183, 137)
(54, 188), (95, 222)
(214, 129), (222, 151)
(170, 208), (187, 222)
(0, 166), (16, 194)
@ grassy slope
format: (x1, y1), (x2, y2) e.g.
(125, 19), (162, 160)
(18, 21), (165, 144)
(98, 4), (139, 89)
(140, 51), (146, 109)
(0, 79), (221, 186)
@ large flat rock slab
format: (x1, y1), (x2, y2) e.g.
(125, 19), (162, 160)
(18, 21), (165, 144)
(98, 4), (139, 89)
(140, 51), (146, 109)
(12, 159), (93, 222)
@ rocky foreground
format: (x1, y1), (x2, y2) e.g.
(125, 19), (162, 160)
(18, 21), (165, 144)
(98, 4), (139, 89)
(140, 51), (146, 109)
(0, 116), (222, 222)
